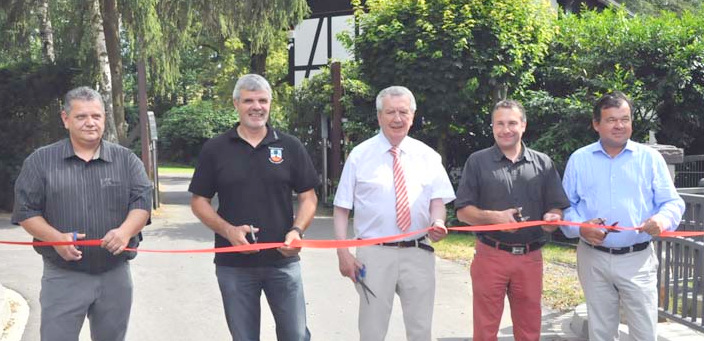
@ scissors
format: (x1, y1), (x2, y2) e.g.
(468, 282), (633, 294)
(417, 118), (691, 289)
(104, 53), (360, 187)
(602, 220), (620, 236)
(513, 207), (530, 222)
(249, 225), (258, 243)
(355, 265), (377, 304)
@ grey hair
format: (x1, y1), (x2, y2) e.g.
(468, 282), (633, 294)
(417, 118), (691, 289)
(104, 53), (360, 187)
(492, 99), (527, 122)
(375, 86), (417, 113)
(232, 74), (273, 101)
(63, 86), (104, 115)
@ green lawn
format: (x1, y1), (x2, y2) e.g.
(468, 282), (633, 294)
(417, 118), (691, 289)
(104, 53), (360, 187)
(433, 233), (584, 311)
(158, 164), (195, 175)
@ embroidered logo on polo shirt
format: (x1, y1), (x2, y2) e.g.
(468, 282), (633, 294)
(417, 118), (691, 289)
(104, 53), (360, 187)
(268, 147), (284, 164)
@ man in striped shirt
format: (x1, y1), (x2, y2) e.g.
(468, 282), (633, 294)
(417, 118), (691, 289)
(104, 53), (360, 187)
(12, 86), (152, 341)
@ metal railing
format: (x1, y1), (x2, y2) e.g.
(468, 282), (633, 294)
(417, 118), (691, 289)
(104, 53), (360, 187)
(656, 236), (704, 332)
(675, 155), (704, 188)
(678, 188), (704, 233)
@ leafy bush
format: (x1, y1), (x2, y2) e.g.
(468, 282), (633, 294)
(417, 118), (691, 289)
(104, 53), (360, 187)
(158, 101), (238, 164)
(531, 7), (704, 165)
(344, 0), (557, 167)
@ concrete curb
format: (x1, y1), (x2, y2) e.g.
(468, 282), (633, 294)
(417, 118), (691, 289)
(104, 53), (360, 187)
(0, 285), (29, 341)
(0, 283), (8, 332)
(567, 303), (704, 340)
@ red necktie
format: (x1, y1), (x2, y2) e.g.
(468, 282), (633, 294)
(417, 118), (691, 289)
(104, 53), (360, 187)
(391, 146), (411, 231)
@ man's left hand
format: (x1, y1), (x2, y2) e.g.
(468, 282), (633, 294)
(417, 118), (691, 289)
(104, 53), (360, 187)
(541, 212), (562, 233)
(641, 215), (667, 236)
(278, 229), (302, 257)
(428, 220), (448, 242)
(101, 228), (131, 255)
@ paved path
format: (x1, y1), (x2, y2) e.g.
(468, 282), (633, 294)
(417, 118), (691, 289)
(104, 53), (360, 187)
(0, 174), (531, 340)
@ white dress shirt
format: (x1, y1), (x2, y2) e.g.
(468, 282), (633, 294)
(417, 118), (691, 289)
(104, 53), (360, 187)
(334, 133), (456, 240)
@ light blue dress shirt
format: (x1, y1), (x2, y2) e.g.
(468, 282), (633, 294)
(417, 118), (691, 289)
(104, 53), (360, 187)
(561, 140), (685, 247)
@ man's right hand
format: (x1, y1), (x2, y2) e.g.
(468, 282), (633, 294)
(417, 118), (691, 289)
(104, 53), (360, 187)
(579, 218), (607, 245)
(53, 232), (85, 261)
(223, 224), (260, 254)
(337, 248), (363, 283)
(499, 208), (519, 233)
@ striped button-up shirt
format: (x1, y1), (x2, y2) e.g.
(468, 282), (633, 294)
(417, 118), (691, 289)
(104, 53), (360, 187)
(12, 138), (152, 273)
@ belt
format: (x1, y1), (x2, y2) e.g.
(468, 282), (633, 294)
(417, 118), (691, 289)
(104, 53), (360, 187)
(582, 240), (650, 255)
(379, 236), (434, 253)
(478, 235), (545, 255)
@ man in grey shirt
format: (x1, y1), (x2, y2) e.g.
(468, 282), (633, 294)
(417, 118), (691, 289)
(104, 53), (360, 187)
(12, 86), (152, 341)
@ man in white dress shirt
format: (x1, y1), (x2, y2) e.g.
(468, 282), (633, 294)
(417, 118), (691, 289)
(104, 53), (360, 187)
(333, 86), (456, 341)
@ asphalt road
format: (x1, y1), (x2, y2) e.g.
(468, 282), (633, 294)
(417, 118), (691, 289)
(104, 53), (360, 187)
(0, 174), (515, 340)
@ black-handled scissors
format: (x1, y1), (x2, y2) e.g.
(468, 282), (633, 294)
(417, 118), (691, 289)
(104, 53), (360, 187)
(602, 221), (620, 236)
(356, 265), (377, 304)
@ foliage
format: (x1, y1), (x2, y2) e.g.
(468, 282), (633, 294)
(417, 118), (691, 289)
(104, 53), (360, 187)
(287, 61), (376, 176)
(0, 60), (77, 211)
(529, 7), (704, 169)
(158, 100), (238, 164)
(618, 0), (702, 14)
(345, 0), (557, 167)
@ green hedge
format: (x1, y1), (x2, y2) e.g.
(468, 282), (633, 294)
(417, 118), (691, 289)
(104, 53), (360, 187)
(158, 101), (238, 164)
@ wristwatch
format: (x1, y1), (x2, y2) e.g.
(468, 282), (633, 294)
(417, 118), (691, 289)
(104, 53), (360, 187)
(290, 226), (304, 239)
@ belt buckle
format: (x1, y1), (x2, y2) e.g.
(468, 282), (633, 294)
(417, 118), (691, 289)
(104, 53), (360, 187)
(511, 246), (526, 255)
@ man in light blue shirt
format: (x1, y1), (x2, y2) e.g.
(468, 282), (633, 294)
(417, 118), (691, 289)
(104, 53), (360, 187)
(561, 91), (684, 341)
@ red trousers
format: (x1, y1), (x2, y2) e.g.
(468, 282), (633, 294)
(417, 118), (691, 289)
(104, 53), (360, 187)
(470, 241), (543, 341)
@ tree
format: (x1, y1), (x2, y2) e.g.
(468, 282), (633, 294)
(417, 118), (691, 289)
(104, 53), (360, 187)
(345, 0), (556, 166)
(196, 0), (309, 76)
(527, 7), (704, 169)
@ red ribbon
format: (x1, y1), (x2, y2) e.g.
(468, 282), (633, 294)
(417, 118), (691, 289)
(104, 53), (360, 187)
(1, 221), (701, 253)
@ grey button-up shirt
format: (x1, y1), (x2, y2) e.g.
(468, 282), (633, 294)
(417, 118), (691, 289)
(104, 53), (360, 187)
(12, 138), (152, 273)
(455, 144), (569, 244)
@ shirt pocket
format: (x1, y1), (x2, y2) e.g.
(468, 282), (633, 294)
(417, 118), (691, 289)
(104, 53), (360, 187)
(101, 182), (129, 213)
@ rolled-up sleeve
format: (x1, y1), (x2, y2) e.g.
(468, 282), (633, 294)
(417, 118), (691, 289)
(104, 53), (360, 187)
(127, 153), (153, 212)
(651, 152), (684, 231)
(12, 155), (45, 224)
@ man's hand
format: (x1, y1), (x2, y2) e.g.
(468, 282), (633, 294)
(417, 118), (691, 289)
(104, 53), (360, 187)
(640, 215), (667, 236)
(499, 208), (519, 233)
(54, 232), (85, 261)
(580, 218), (607, 245)
(278, 229), (302, 257)
(337, 248), (363, 283)
(223, 224), (260, 254)
(541, 212), (562, 233)
(101, 228), (132, 255)
(428, 219), (448, 242)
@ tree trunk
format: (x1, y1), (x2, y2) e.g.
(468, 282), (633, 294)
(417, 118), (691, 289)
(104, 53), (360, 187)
(37, 0), (55, 64)
(91, 0), (118, 143)
(100, 0), (128, 145)
(250, 50), (268, 76)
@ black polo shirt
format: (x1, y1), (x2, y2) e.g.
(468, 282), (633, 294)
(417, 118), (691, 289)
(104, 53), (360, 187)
(455, 143), (569, 244)
(189, 123), (320, 268)
(12, 138), (152, 273)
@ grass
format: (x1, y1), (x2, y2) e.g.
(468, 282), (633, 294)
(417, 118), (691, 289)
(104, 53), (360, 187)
(433, 233), (584, 311)
(158, 164), (195, 175)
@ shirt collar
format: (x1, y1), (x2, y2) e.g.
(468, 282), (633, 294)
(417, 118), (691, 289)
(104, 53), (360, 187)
(228, 122), (279, 145)
(591, 139), (635, 157)
(60, 138), (111, 162)
(490, 142), (532, 163)
(377, 133), (410, 155)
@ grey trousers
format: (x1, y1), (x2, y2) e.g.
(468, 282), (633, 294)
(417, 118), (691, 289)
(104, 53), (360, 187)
(40, 261), (133, 341)
(577, 241), (659, 341)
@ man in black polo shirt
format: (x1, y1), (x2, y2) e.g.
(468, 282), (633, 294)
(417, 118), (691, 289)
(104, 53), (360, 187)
(455, 100), (569, 341)
(12, 86), (152, 341)
(189, 74), (319, 341)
